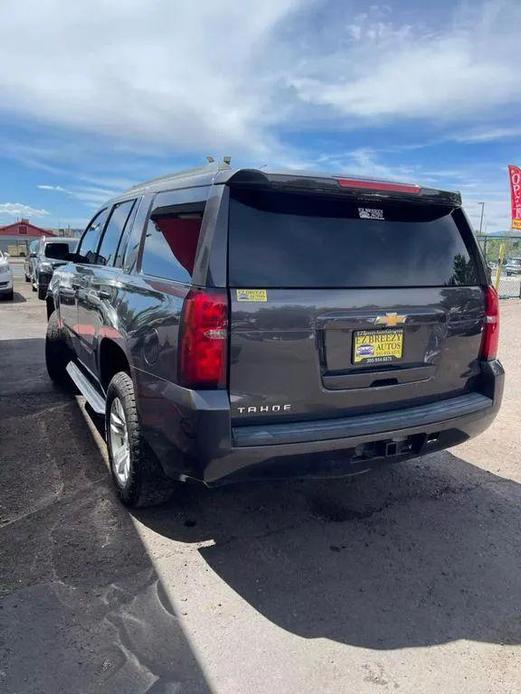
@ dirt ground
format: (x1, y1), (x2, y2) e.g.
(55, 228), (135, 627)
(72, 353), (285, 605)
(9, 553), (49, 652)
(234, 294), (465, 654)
(1, 266), (520, 693)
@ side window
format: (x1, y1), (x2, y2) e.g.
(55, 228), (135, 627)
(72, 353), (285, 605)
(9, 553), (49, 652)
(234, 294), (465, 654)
(141, 200), (205, 282)
(114, 199), (139, 269)
(77, 208), (109, 264)
(96, 199), (135, 267)
(122, 197), (150, 273)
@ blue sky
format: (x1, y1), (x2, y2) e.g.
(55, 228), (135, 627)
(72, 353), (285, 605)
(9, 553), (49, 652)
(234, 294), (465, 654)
(0, 0), (520, 231)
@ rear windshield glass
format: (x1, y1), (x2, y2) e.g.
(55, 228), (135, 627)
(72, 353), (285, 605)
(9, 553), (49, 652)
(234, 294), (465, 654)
(45, 241), (75, 259)
(228, 189), (479, 288)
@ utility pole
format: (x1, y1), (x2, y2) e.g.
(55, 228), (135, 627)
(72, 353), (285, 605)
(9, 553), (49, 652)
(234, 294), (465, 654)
(478, 201), (485, 235)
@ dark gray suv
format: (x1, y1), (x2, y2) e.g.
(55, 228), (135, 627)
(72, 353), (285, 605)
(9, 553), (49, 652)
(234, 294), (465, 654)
(45, 165), (504, 507)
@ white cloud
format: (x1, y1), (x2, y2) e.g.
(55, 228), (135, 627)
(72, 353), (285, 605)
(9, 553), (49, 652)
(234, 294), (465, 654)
(0, 203), (49, 218)
(316, 147), (417, 181)
(450, 126), (521, 144)
(38, 182), (120, 208)
(0, 1), (518, 154)
(0, 0), (298, 155)
(288, 4), (521, 123)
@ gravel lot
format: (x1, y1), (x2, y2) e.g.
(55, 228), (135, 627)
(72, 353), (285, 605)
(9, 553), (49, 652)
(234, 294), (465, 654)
(1, 263), (520, 693)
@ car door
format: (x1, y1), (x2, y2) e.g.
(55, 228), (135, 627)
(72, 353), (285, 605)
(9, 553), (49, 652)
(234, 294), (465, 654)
(59, 208), (109, 354)
(77, 198), (137, 375)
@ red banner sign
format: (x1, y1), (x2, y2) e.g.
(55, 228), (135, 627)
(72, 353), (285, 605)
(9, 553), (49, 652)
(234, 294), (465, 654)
(508, 164), (521, 230)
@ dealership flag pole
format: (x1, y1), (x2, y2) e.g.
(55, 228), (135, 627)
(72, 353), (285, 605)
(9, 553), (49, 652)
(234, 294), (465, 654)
(495, 242), (506, 292)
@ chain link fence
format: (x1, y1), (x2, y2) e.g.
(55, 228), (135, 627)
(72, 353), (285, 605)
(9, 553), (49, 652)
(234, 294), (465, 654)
(476, 235), (521, 299)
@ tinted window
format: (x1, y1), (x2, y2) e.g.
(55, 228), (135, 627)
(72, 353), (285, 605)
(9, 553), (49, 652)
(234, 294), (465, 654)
(77, 209), (109, 264)
(229, 189), (479, 288)
(44, 241), (76, 259)
(97, 200), (135, 267)
(141, 202), (204, 282)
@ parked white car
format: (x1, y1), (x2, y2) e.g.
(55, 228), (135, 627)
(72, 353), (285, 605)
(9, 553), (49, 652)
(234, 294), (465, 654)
(0, 251), (14, 300)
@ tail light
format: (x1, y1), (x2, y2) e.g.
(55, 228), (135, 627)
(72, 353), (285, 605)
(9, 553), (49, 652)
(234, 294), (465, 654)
(179, 289), (228, 388)
(480, 286), (499, 360)
(337, 178), (421, 195)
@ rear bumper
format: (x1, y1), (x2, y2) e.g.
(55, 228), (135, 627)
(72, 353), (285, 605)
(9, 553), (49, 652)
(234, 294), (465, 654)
(135, 360), (504, 485)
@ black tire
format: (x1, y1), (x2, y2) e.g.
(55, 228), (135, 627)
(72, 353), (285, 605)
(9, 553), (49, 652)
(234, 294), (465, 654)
(25, 274), (30, 282)
(45, 310), (72, 386)
(38, 285), (46, 300)
(106, 371), (174, 508)
(31, 281), (36, 292)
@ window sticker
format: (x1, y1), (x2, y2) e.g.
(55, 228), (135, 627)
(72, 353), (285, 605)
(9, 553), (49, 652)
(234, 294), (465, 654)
(358, 208), (384, 220)
(236, 289), (268, 302)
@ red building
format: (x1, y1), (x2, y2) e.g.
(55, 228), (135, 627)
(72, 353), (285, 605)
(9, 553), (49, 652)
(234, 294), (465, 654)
(0, 219), (55, 255)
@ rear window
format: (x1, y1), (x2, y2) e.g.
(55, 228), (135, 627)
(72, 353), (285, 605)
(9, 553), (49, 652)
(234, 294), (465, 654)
(44, 241), (75, 259)
(228, 189), (479, 288)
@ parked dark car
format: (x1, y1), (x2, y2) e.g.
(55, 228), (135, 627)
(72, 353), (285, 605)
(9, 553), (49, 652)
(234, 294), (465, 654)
(45, 165), (504, 507)
(24, 239), (39, 282)
(33, 237), (77, 299)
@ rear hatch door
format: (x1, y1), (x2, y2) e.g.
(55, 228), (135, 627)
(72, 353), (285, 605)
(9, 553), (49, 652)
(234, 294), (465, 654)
(227, 180), (486, 425)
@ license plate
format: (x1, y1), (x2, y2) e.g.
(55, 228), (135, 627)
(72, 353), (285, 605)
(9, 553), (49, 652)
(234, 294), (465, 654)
(353, 329), (404, 364)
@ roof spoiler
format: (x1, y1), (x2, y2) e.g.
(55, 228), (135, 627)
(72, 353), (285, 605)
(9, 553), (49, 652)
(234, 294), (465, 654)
(226, 169), (462, 207)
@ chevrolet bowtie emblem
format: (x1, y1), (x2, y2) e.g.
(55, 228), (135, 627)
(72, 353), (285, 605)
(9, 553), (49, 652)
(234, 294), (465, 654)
(374, 312), (407, 327)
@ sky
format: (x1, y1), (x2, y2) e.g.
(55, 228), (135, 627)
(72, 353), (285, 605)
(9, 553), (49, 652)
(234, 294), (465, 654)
(0, 0), (520, 232)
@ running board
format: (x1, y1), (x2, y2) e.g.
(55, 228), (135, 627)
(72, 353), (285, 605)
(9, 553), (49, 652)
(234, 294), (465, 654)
(66, 361), (106, 415)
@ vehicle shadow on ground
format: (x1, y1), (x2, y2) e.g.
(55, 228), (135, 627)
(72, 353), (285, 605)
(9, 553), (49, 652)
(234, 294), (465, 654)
(0, 338), (210, 693)
(135, 451), (521, 651)
(11, 291), (27, 304)
(1, 291), (26, 304)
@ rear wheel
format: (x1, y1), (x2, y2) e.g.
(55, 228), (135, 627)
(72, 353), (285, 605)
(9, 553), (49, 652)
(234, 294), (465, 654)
(106, 371), (174, 508)
(25, 273), (30, 282)
(45, 310), (71, 385)
(37, 284), (46, 300)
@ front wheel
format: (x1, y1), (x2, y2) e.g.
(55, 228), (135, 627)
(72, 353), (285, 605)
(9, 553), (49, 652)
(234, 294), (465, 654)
(106, 371), (174, 508)
(37, 285), (47, 300)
